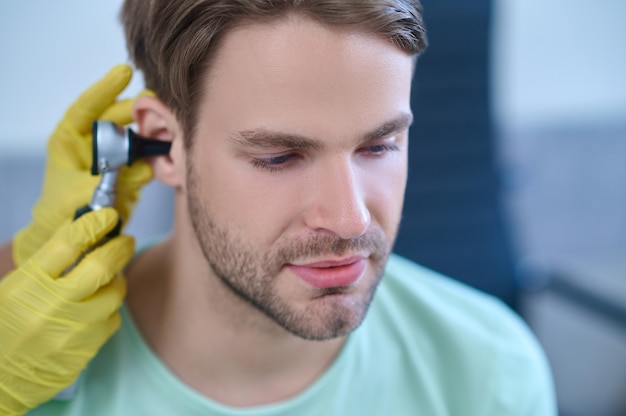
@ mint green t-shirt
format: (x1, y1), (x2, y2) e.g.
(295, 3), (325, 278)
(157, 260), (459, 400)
(28, 254), (556, 415)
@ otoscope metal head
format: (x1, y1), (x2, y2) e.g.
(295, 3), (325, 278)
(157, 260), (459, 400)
(91, 120), (172, 175)
(91, 121), (128, 175)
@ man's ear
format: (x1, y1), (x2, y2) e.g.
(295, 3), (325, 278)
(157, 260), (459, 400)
(133, 96), (185, 188)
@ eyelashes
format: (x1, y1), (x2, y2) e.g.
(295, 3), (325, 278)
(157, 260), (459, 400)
(250, 153), (297, 172)
(366, 143), (400, 156)
(249, 143), (401, 173)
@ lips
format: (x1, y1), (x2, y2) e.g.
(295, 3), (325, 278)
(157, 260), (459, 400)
(286, 257), (367, 289)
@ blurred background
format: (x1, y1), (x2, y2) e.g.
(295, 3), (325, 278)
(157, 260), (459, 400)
(0, 1), (624, 414)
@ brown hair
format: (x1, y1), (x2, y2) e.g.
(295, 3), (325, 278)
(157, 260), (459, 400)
(120, 0), (427, 149)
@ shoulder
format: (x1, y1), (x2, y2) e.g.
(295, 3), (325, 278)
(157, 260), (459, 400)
(377, 253), (537, 348)
(366, 253), (557, 414)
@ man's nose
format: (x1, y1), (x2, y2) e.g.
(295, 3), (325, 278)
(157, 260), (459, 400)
(304, 158), (371, 239)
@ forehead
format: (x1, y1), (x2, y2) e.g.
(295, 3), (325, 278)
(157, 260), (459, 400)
(197, 14), (415, 139)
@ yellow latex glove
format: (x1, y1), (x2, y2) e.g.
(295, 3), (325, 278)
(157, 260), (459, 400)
(12, 64), (153, 266)
(0, 208), (132, 415)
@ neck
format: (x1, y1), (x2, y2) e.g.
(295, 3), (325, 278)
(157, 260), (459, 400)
(125, 195), (345, 407)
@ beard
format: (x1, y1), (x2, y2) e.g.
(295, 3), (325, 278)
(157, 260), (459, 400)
(185, 164), (394, 341)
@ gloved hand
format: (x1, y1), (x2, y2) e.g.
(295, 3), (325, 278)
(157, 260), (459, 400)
(0, 208), (132, 415)
(12, 64), (153, 266)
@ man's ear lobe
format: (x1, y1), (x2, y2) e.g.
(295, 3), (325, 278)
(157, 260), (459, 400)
(133, 96), (184, 187)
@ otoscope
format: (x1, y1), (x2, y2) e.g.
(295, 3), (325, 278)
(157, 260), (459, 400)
(74, 120), (172, 226)
(55, 120), (170, 401)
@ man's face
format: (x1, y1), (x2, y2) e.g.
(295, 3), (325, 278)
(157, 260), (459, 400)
(185, 15), (414, 340)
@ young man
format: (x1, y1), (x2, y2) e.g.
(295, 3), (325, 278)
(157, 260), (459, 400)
(25, 0), (556, 414)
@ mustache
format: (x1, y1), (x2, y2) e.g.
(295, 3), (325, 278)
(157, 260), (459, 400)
(268, 229), (388, 268)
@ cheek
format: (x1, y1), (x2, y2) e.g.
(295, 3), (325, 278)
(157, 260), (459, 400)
(363, 152), (408, 228)
(192, 152), (301, 242)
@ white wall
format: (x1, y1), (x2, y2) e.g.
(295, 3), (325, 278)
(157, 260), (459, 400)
(492, 0), (626, 130)
(0, 1), (143, 157)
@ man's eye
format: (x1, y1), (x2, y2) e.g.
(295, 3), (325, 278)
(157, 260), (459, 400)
(250, 153), (296, 172)
(361, 143), (400, 157)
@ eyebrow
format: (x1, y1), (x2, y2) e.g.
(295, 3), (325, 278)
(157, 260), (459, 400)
(230, 112), (413, 151)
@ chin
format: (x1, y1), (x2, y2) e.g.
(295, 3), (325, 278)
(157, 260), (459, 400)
(280, 287), (374, 341)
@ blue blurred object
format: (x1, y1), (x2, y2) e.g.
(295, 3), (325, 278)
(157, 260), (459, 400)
(394, 0), (520, 308)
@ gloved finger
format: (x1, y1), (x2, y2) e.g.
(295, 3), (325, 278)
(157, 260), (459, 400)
(117, 160), (153, 192)
(62, 275), (126, 325)
(115, 162), (154, 224)
(60, 309), (123, 359)
(60, 235), (134, 301)
(89, 311), (123, 351)
(30, 208), (121, 279)
(100, 87), (158, 128)
(45, 125), (93, 170)
(0, 392), (23, 416)
(100, 98), (134, 126)
(64, 64), (133, 134)
(12, 171), (101, 266)
(100, 88), (155, 125)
